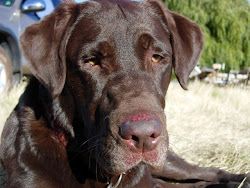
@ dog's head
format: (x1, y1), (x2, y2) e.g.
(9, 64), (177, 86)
(20, 0), (203, 180)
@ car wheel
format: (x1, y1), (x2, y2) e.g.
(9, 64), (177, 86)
(0, 45), (13, 94)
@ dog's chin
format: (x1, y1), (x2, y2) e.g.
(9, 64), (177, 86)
(95, 136), (168, 177)
(97, 147), (167, 176)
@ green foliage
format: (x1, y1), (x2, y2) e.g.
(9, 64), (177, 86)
(163, 0), (250, 72)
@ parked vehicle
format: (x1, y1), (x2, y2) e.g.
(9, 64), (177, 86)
(0, 0), (60, 94)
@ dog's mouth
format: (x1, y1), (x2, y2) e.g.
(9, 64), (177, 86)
(121, 151), (161, 175)
(116, 114), (167, 171)
(94, 136), (167, 177)
(89, 112), (168, 176)
(122, 138), (163, 165)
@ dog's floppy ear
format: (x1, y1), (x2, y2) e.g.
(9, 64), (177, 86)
(147, 0), (204, 89)
(20, 1), (76, 98)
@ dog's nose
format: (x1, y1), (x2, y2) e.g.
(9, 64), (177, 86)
(119, 116), (162, 152)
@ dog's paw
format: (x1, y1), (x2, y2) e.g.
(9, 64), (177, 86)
(216, 170), (249, 184)
(232, 173), (250, 184)
(198, 181), (250, 188)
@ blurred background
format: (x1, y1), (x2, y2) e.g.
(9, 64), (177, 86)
(0, 0), (249, 187)
(165, 0), (249, 72)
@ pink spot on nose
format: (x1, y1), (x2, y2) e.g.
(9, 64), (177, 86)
(130, 113), (152, 122)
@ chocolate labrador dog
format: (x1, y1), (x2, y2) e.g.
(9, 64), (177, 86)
(0, 0), (249, 187)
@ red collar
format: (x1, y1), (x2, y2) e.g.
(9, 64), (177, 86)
(53, 127), (67, 147)
(39, 84), (72, 148)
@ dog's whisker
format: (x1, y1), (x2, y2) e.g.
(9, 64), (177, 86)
(73, 134), (101, 152)
(80, 138), (103, 153)
(69, 136), (102, 162)
(95, 152), (101, 181)
(168, 142), (179, 153)
(88, 148), (93, 169)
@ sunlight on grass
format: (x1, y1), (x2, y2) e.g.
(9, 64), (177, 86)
(166, 81), (250, 173)
(0, 81), (27, 134)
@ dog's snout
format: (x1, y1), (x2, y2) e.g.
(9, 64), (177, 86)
(119, 114), (162, 152)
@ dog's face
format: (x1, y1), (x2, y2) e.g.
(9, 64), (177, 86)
(65, 0), (173, 174)
(20, 0), (203, 177)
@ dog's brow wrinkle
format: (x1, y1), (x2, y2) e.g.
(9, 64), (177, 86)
(117, 4), (127, 19)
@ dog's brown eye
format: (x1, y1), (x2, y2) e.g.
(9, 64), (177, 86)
(152, 54), (162, 63)
(85, 58), (99, 66)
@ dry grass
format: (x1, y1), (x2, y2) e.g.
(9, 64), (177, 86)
(0, 81), (27, 134)
(166, 81), (250, 174)
(0, 80), (249, 174)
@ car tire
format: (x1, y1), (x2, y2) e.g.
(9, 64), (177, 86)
(0, 45), (13, 94)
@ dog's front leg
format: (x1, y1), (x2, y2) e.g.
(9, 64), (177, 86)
(151, 151), (250, 187)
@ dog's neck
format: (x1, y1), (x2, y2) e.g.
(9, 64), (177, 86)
(99, 173), (124, 188)
(84, 164), (155, 188)
(38, 83), (75, 147)
(84, 164), (154, 188)
(106, 173), (124, 188)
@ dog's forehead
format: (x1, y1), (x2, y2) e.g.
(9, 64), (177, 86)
(72, 1), (158, 38)
(66, 1), (167, 59)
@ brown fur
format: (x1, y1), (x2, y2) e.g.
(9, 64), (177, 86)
(0, 0), (249, 187)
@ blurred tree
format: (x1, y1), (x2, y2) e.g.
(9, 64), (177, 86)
(164, 0), (250, 72)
